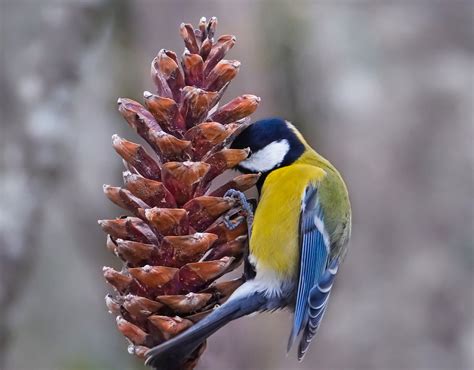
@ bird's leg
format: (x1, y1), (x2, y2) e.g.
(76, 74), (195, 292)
(223, 189), (256, 280)
(223, 189), (254, 232)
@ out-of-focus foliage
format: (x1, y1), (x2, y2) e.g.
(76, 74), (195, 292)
(1, 1), (472, 370)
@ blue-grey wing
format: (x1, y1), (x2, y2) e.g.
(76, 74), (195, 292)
(287, 184), (339, 360)
(297, 258), (338, 360)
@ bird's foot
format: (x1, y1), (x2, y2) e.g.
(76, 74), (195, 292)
(223, 189), (254, 231)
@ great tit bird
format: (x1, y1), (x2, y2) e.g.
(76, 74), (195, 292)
(146, 117), (351, 369)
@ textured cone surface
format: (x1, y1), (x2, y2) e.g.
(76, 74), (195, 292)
(100, 17), (260, 368)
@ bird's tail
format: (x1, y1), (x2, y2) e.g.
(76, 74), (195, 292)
(145, 290), (267, 370)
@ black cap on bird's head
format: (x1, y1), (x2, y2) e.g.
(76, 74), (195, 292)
(231, 117), (306, 178)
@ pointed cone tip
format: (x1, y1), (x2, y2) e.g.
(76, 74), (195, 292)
(144, 208), (152, 218)
(111, 134), (121, 143)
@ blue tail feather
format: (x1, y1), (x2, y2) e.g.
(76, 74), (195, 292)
(145, 292), (267, 370)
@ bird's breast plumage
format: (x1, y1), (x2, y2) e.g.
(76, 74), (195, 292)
(249, 164), (327, 280)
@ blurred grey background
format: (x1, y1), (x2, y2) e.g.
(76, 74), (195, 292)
(1, 0), (473, 369)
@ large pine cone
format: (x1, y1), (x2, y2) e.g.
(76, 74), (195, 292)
(99, 17), (260, 369)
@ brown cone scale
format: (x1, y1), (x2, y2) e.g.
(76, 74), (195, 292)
(100, 17), (260, 369)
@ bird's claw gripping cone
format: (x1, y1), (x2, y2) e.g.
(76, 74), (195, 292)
(223, 189), (254, 233)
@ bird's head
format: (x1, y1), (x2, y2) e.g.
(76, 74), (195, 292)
(231, 117), (306, 176)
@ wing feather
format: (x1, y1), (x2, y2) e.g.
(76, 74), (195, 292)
(297, 259), (338, 360)
(287, 185), (328, 351)
(287, 183), (340, 360)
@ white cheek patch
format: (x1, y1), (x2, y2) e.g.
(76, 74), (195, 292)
(239, 139), (290, 172)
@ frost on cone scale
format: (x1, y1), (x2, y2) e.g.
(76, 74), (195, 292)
(99, 17), (261, 369)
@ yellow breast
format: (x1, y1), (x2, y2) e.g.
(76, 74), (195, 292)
(250, 164), (326, 278)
